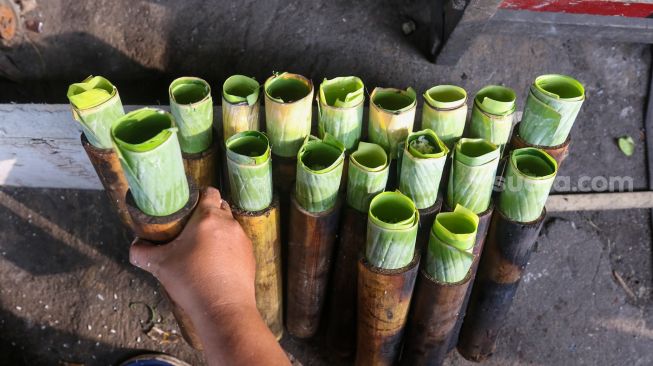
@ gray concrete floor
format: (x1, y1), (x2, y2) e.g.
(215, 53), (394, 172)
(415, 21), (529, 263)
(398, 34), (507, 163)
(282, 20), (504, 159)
(1, 0), (652, 365)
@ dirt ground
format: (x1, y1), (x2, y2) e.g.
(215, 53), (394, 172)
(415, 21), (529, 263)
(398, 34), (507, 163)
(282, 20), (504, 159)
(0, 0), (652, 365)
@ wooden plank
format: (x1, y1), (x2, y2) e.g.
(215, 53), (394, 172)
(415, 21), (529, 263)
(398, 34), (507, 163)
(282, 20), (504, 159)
(547, 192), (653, 212)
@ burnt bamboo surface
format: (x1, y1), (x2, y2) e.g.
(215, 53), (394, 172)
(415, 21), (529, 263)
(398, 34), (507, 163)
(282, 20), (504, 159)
(286, 194), (342, 338)
(232, 196), (284, 340)
(326, 205), (367, 357)
(81, 134), (133, 230)
(457, 208), (546, 362)
(356, 252), (420, 366)
(401, 269), (472, 366)
(510, 122), (570, 166)
(182, 136), (219, 189)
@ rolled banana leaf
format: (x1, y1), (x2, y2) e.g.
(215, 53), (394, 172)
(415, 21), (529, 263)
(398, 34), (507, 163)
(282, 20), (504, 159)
(519, 74), (585, 147)
(67, 76), (125, 149)
(368, 87), (417, 158)
(347, 142), (390, 213)
(426, 204), (479, 283)
(295, 134), (346, 213)
(498, 147), (557, 222)
(222, 75), (261, 141)
(366, 191), (419, 270)
(264, 72), (314, 157)
(421, 85), (468, 149)
(317, 76), (365, 151)
(447, 138), (500, 214)
(111, 108), (189, 217)
(398, 129), (449, 209)
(469, 85), (516, 150)
(169, 77), (214, 154)
(226, 130), (273, 212)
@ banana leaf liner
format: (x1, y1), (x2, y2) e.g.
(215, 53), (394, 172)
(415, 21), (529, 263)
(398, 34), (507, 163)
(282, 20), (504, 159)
(318, 76), (365, 151)
(222, 75), (261, 141)
(169, 76), (214, 154)
(469, 85), (516, 151)
(421, 84), (468, 149)
(264, 72), (314, 158)
(368, 87), (417, 159)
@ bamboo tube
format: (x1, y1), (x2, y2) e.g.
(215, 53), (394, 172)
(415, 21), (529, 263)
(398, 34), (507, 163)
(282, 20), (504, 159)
(368, 87), (417, 159)
(125, 178), (202, 349)
(264, 72), (314, 158)
(421, 85), (468, 150)
(286, 194), (342, 338)
(326, 142), (389, 356)
(356, 252), (420, 366)
(469, 85), (516, 152)
(457, 208), (546, 362)
(518, 74), (585, 147)
(272, 155), (297, 200)
(510, 122), (570, 166)
(232, 198), (284, 340)
(80, 133), (132, 229)
(401, 269), (471, 366)
(326, 205), (366, 357)
(317, 76), (365, 151)
(221, 75), (261, 141)
(446, 204), (494, 352)
(182, 136), (219, 188)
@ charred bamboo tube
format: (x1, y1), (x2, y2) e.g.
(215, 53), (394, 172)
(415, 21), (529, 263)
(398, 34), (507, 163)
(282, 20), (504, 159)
(356, 253), (420, 366)
(402, 269), (471, 366)
(182, 136), (219, 188)
(469, 85), (516, 152)
(421, 85), (468, 150)
(80, 134), (132, 229)
(232, 198), (284, 340)
(317, 76), (365, 151)
(264, 72), (314, 158)
(287, 194), (342, 338)
(457, 208), (546, 362)
(416, 197), (442, 255)
(286, 134), (345, 337)
(518, 74), (585, 147)
(510, 122), (570, 166)
(326, 142), (389, 356)
(221, 75), (261, 141)
(368, 87), (417, 159)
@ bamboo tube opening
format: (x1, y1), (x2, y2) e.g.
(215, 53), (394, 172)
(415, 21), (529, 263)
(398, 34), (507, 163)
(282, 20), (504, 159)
(352, 144), (386, 169)
(67, 76), (116, 110)
(265, 73), (312, 103)
(170, 77), (211, 105)
(512, 148), (557, 178)
(223, 75), (260, 104)
(535, 74), (585, 99)
(459, 138), (496, 158)
(474, 85), (516, 115)
(370, 193), (415, 225)
(372, 89), (415, 111)
(320, 76), (364, 107)
(112, 110), (172, 148)
(425, 84), (467, 109)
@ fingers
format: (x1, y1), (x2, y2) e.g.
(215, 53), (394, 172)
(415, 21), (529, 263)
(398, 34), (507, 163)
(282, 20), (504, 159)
(196, 187), (233, 219)
(129, 237), (164, 275)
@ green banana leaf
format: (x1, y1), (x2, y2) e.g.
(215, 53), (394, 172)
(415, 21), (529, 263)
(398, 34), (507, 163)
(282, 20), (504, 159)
(469, 85), (516, 150)
(398, 129), (449, 209)
(426, 204), (478, 283)
(222, 75), (261, 141)
(499, 147), (558, 222)
(519, 74), (585, 147)
(347, 142), (390, 213)
(295, 134), (346, 212)
(264, 72), (313, 157)
(421, 85), (468, 149)
(169, 77), (214, 154)
(318, 76), (365, 151)
(447, 138), (500, 214)
(67, 76), (125, 149)
(366, 191), (419, 269)
(369, 87), (417, 158)
(111, 108), (189, 217)
(226, 130), (273, 212)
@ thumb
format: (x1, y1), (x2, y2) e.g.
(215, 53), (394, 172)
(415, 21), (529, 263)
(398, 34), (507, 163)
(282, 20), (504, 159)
(129, 238), (164, 275)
